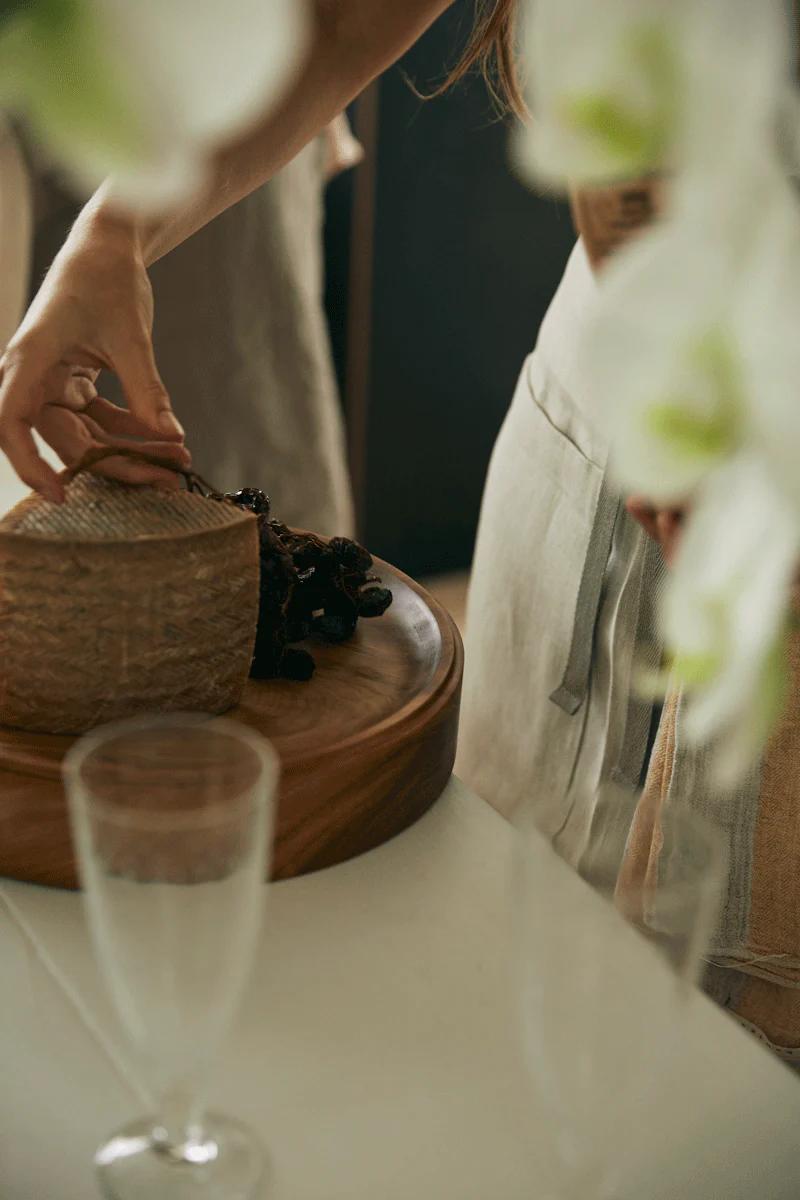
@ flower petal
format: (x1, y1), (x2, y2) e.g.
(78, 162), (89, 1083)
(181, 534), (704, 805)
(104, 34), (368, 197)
(578, 220), (743, 502)
(514, 0), (789, 189)
(663, 454), (798, 777)
(0, 0), (309, 210)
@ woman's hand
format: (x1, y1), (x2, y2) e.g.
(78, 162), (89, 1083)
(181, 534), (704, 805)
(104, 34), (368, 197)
(0, 203), (188, 503)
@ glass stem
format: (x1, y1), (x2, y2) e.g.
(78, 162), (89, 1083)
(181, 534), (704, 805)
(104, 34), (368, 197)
(153, 1086), (205, 1156)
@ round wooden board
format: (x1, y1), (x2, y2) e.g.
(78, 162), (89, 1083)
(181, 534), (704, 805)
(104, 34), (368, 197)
(0, 563), (463, 888)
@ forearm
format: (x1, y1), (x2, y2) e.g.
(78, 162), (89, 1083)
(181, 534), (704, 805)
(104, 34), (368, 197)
(83, 0), (453, 265)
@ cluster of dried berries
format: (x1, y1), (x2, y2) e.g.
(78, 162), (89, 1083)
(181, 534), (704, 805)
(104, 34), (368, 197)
(224, 488), (393, 681)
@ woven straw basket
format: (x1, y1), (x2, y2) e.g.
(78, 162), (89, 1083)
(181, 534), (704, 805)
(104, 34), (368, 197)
(0, 474), (259, 735)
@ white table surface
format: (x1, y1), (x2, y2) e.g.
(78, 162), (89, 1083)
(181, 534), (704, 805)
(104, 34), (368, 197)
(1, 776), (800, 1199)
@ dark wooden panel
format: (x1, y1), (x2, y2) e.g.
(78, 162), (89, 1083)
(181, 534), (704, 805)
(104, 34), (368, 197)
(360, 4), (576, 576)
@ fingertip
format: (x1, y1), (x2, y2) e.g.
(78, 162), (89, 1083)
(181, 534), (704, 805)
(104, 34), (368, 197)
(156, 411), (185, 440)
(93, 458), (184, 490)
(115, 345), (181, 441)
(0, 410), (66, 504)
(25, 462), (65, 505)
(30, 473), (64, 505)
(145, 441), (191, 467)
(154, 474), (183, 492)
(45, 464), (67, 503)
(45, 482), (66, 505)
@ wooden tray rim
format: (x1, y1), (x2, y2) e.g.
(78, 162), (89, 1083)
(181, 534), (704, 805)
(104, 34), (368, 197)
(285, 564), (464, 768)
(0, 561), (463, 781)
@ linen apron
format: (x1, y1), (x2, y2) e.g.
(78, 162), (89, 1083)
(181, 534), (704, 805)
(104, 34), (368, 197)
(457, 238), (665, 876)
(622, 621), (800, 1065)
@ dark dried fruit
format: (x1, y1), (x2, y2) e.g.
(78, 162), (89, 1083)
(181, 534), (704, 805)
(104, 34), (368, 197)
(227, 488), (272, 516)
(313, 611), (358, 643)
(358, 586), (393, 618)
(210, 486), (392, 680)
(329, 536), (373, 573)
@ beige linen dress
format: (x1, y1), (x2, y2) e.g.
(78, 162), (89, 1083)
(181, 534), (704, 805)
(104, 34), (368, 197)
(0, 120), (31, 352)
(139, 136), (355, 536)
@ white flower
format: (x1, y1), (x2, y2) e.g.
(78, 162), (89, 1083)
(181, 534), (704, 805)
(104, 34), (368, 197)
(663, 455), (798, 784)
(515, 0), (682, 187)
(577, 150), (800, 778)
(517, 0), (800, 779)
(577, 213), (744, 505)
(580, 155), (800, 510)
(727, 175), (800, 517)
(676, 0), (790, 180)
(515, 0), (791, 189)
(0, 0), (309, 211)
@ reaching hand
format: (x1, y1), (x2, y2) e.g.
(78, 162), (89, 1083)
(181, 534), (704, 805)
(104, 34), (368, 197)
(0, 206), (189, 503)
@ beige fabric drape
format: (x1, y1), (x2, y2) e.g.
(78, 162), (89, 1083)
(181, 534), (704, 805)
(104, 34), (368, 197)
(104, 137), (354, 536)
(0, 120), (32, 351)
(0, 121), (37, 514)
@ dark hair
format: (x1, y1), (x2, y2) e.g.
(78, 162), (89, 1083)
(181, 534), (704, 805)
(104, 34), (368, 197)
(440, 0), (524, 116)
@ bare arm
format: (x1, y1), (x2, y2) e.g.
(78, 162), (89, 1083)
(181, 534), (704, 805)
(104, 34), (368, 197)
(0, 0), (454, 500)
(103, 0), (454, 263)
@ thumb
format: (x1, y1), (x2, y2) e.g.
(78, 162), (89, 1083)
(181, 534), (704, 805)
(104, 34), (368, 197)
(113, 335), (184, 441)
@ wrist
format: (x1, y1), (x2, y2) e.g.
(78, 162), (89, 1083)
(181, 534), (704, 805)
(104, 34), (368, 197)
(67, 186), (162, 271)
(79, 196), (143, 258)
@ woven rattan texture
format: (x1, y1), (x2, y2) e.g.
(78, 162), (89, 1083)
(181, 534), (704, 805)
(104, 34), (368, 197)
(0, 480), (259, 734)
(0, 475), (247, 539)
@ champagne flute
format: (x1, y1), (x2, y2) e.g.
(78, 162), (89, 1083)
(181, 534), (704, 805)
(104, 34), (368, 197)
(514, 792), (725, 1198)
(64, 713), (278, 1200)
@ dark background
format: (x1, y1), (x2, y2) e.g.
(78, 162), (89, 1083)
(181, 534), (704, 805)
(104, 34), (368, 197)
(325, 2), (575, 578)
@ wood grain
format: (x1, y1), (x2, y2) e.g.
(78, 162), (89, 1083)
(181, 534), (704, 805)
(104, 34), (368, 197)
(0, 562), (463, 889)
